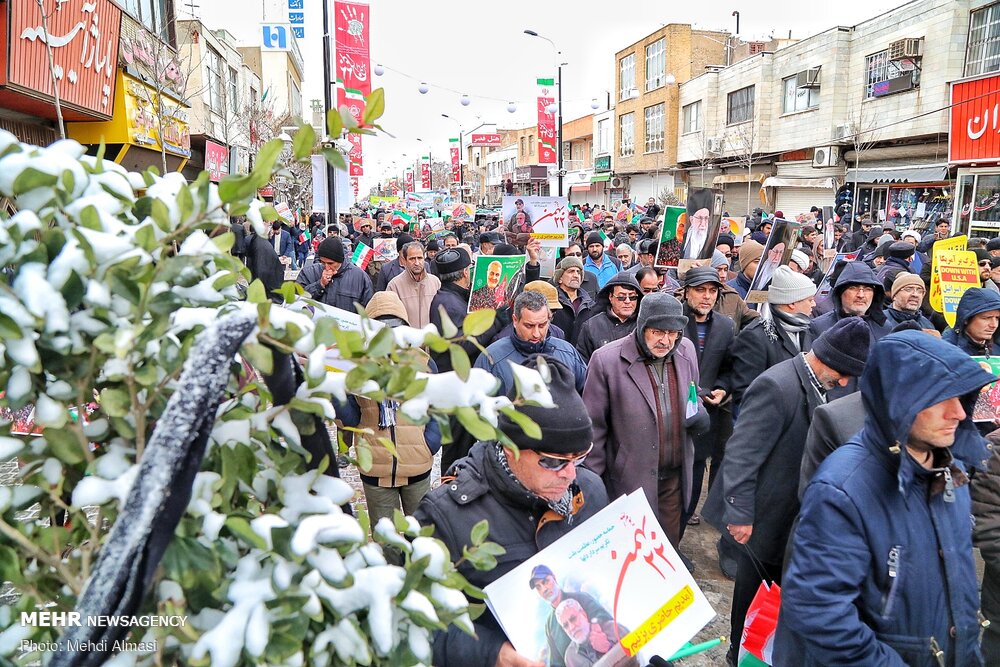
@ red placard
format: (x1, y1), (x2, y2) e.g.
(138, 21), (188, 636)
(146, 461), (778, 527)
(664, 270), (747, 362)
(450, 142), (460, 183)
(470, 133), (502, 147)
(9, 0), (122, 120)
(950, 74), (1000, 164)
(537, 96), (556, 164)
(346, 133), (363, 176)
(420, 160), (431, 189)
(204, 140), (229, 182)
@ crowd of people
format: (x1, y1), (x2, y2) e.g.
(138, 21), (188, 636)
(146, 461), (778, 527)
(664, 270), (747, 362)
(234, 199), (1000, 667)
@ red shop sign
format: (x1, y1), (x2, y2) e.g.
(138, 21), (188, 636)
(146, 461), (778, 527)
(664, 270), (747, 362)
(204, 140), (229, 182)
(950, 73), (1000, 164)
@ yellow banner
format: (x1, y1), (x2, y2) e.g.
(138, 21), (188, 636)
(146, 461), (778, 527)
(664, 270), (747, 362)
(930, 235), (968, 312)
(937, 249), (981, 328)
(620, 585), (695, 657)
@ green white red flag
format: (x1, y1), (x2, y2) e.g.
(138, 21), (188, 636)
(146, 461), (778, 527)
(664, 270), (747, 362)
(352, 242), (374, 270)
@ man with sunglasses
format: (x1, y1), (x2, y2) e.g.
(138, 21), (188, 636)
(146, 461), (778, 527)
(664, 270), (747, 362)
(414, 358), (608, 667)
(576, 272), (643, 362)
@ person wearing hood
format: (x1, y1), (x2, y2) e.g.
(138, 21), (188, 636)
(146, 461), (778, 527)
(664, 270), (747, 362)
(942, 287), (1000, 356)
(551, 256), (597, 346)
(875, 241), (916, 300)
(809, 261), (891, 400)
(704, 318), (872, 667)
(576, 272), (643, 362)
(883, 273), (934, 330)
(414, 358), (608, 667)
(677, 267), (736, 538)
(583, 293), (710, 548)
(474, 290), (588, 397)
(297, 237), (374, 311)
(775, 331), (994, 667)
(727, 240), (765, 300)
(730, 267), (817, 408)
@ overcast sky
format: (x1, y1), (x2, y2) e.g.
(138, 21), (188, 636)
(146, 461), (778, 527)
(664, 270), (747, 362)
(198, 0), (906, 192)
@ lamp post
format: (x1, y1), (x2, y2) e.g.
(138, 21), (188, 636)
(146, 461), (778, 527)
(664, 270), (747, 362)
(441, 114), (464, 201)
(321, 0), (337, 223)
(524, 29), (564, 197)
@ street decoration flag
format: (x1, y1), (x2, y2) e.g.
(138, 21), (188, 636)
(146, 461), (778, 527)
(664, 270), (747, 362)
(537, 77), (556, 164)
(738, 582), (781, 666)
(351, 241), (374, 270)
(450, 137), (461, 184)
(335, 1), (371, 175)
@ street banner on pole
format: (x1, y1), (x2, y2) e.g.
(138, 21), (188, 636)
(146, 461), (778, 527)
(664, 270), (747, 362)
(420, 157), (431, 189)
(334, 2), (370, 179)
(537, 77), (556, 164)
(450, 138), (461, 183)
(405, 169), (414, 193)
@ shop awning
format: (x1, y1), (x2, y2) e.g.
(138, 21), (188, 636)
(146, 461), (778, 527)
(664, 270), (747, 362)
(712, 172), (770, 185)
(846, 163), (948, 183)
(570, 183), (592, 192)
(591, 173), (612, 183)
(761, 176), (838, 189)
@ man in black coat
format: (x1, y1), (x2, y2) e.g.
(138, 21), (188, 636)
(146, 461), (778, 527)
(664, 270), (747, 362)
(230, 217), (247, 262)
(575, 271), (642, 361)
(243, 227), (286, 303)
(702, 317), (871, 667)
(414, 360), (608, 667)
(677, 267), (735, 539)
(730, 266), (818, 408)
(296, 237), (374, 311)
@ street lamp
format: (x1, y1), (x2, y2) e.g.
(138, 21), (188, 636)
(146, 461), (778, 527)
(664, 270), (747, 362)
(524, 29), (564, 197)
(441, 113), (465, 201)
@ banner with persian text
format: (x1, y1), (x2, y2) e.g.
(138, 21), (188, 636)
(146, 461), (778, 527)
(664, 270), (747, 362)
(450, 138), (460, 183)
(335, 1), (370, 177)
(536, 77), (556, 164)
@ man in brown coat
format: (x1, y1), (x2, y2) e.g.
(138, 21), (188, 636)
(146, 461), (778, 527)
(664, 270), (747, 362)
(583, 292), (709, 547)
(387, 241), (440, 328)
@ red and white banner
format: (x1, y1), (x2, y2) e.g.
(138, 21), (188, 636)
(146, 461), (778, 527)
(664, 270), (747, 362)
(347, 133), (363, 176)
(450, 138), (460, 183)
(405, 169), (414, 193)
(536, 78), (556, 164)
(470, 133), (502, 147)
(351, 177), (360, 198)
(204, 140), (229, 182)
(420, 158), (431, 189)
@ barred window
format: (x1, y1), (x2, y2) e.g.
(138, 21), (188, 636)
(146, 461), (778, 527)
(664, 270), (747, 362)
(864, 50), (904, 99)
(967, 3), (1000, 76)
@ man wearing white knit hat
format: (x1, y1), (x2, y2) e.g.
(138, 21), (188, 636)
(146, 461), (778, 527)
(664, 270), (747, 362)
(730, 266), (818, 408)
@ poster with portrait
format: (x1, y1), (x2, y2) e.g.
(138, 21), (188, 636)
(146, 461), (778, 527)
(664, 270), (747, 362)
(654, 206), (685, 269)
(372, 238), (398, 262)
(468, 254), (527, 312)
(814, 252), (859, 306)
(654, 189), (724, 269)
(502, 196), (570, 247)
(722, 216), (746, 243)
(745, 218), (802, 303)
(484, 490), (715, 666)
(972, 356), (1000, 422)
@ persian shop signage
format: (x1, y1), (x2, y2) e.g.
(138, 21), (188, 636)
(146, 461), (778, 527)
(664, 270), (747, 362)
(10, 0), (123, 118)
(123, 74), (191, 158)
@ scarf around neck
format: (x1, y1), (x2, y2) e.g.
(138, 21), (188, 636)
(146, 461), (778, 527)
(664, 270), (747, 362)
(493, 443), (575, 521)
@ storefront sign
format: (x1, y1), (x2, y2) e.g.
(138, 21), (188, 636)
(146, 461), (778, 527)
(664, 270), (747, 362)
(205, 140), (229, 182)
(9, 0), (122, 119)
(261, 23), (292, 51)
(595, 155), (611, 172)
(514, 166), (547, 183)
(470, 133), (502, 147)
(122, 73), (191, 157)
(950, 73), (1000, 164)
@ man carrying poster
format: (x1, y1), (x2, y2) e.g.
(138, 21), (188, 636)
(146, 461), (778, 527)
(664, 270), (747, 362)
(469, 255), (526, 312)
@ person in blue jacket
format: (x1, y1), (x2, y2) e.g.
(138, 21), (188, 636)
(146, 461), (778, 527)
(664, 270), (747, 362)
(942, 286), (1000, 357)
(775, 331), (994, 667)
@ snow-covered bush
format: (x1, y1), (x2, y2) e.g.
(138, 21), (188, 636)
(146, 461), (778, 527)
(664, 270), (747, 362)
(0, 95), (544, 666)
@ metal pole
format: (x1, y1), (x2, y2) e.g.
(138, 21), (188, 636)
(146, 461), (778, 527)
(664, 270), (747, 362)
(322, 0), (337, 225)
(557, 62), (564, 197)
(429, 149), (433, 190)
(459, 130), (464, 200)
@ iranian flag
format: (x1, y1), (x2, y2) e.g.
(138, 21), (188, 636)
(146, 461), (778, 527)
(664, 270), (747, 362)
(352, 242), (375, 270)
(598, 230), (614, 250)
(391, 209), (413, 226)
(738, 582), (781, 666)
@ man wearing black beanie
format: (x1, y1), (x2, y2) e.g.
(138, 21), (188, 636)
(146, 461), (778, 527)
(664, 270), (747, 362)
(415, 357), (608, 667)
(296, 237), (373, 310)
(374, 233), (416, 291)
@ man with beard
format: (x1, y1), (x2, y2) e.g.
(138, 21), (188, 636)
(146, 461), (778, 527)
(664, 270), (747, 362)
(387, 241), (441, 328)
(556, 598), (637, 667)
(681, 189), (719, 261)
(583, 232), (621, 289)
(704, 318), (871, 667)
(576, 273), (643, 361)
(529, 565), (614, 667)
(645, 196), (661, 220)
(809, 262), (891, 400)
(469, 259), (512, 311)
(943, 287), (1000, 356)
(883, 273), (933, 329)
(552, 256), (597, 345)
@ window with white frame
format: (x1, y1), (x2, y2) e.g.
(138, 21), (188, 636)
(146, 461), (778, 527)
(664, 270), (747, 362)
(864, 50), (906, 99)
(644, 104), (664, 153)
(682, 101), (701, 134)
(597, 118), (610, 154)
(620, 112), (635, 157)
(726, 85), (754, 125)
(206, 46), (223, 112)
(619, 54), (636, 100)
(782, 70), (820, 113)
(228, 67), (239, 115)
(645, 39), (666, 91)
(967, 3), (1000, 76)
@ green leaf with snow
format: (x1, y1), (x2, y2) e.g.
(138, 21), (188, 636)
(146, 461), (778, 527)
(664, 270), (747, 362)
(450, 345), (471, 381)
(224, 517), (267, 550)
(12, 167), (58, 195)
(455, 406), (494, 442)
(462, 309), (495, 337)
(99, 387), (130, 418)
(498, 407), (542, 440)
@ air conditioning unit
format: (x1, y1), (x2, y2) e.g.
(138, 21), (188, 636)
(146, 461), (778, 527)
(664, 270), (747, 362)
(706, 137), (723, 154)
(813, 145), (840, 168)
(796, 67), (822, 89)
(889, 37), (923, 61)
(834, 123), (853, 141)
(610, 176), (625, 189)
